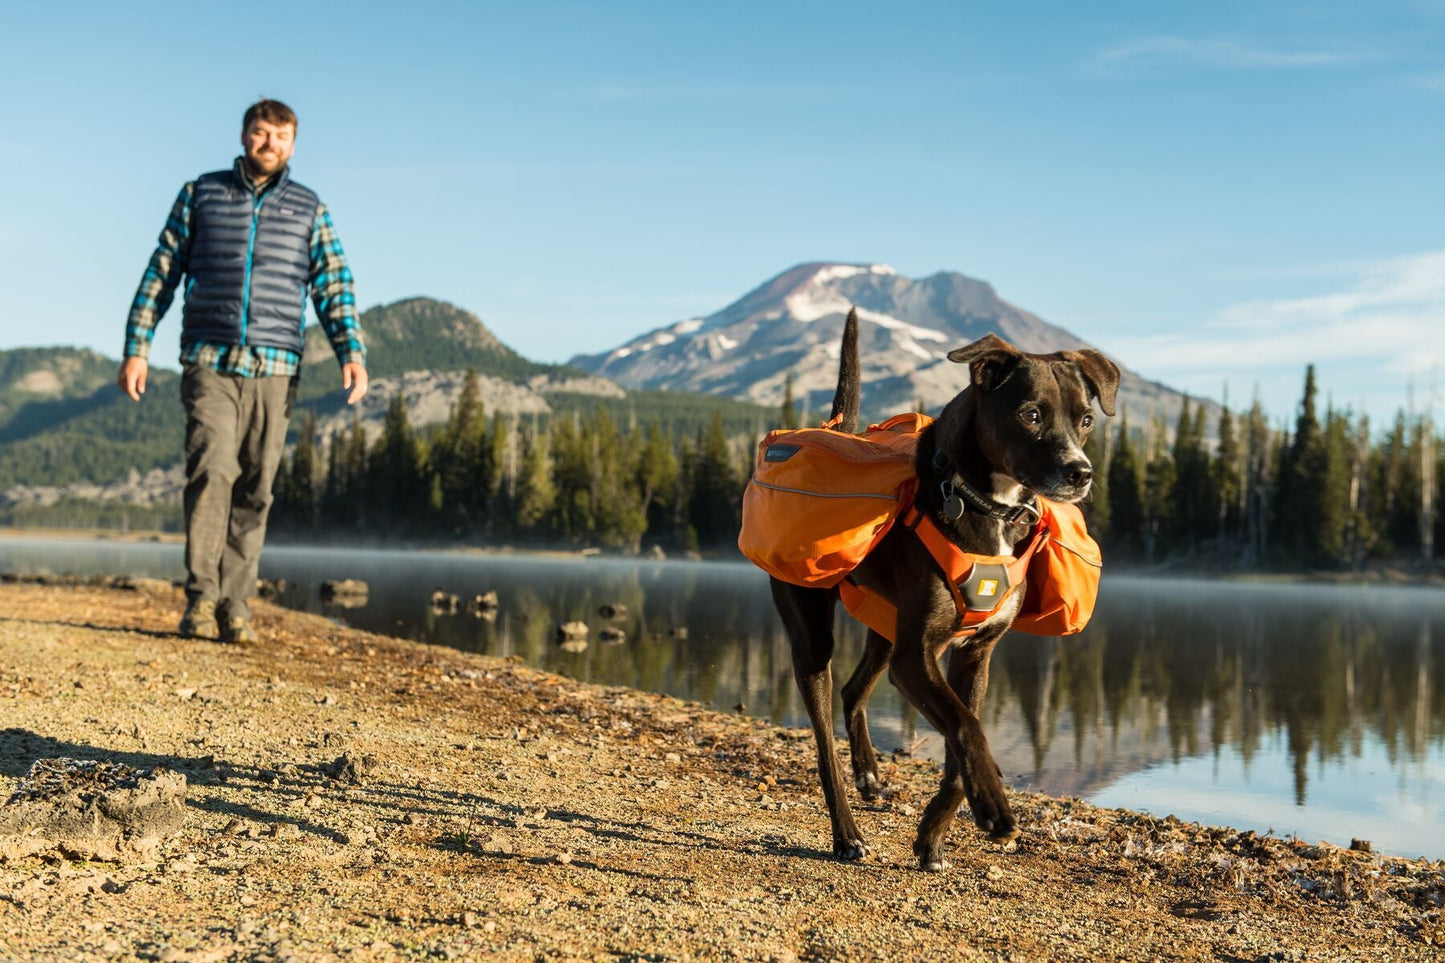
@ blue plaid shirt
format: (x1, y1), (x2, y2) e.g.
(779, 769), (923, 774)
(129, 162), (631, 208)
(124, 163), (365, 377)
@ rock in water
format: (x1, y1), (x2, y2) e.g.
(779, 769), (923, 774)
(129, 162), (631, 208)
(0, 758), (187, 861)
(320, 579), (369, 600)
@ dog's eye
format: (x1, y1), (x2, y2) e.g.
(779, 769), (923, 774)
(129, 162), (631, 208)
(1080, 413), (1094, 430)
(1021, 409), (1041, 426)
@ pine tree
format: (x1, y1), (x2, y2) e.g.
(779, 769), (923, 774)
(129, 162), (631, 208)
(1106, 417), (1143, 558)
(1242, 399), (1272, 564)
(1169, 397), (1209, 553)
(781, 373), (799, 430)
(286, 409), (320, 531)
(343, 411), (367, 529)
(1320, 406), (1354, 564)
(1082, 422), (1110, 535)
(322, 427), (346, 526)
(549, 411), (592, 541)
(372, 393), (423, 527)
(1376, 411), (1411, 554)
(1212, 401), (1242, 542)
(1344, 413), (1374, 569)
(485, 414), (511, 535)
(1419, 412), (1437, 564)
(637, 421), (680, 546)
(688, 412), (742, 547)
(1142, 415), (1175, 563)
(585, 408), (647, 550)
(436, 370), (484, 530)
(514, 426), (556, 534)
(1273, 366), (1339, 567)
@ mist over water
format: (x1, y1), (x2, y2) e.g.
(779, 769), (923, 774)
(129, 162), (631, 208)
(4, 538), (1442, 859)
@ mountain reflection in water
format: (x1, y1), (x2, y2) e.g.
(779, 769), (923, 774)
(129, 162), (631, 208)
(2, 537), (1441, 859)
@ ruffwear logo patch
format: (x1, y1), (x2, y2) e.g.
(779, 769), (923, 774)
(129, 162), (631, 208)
(764, 444), (802, 463)
(977, 579), (999, 597)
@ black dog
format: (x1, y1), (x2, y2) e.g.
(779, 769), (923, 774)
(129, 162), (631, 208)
(769, 311), (1118, 870)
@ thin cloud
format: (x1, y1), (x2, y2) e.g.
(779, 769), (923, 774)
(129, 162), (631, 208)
(552, 83), (837, 105)
(1407, 70), (1445, 91)
(1108, 250), (1445, 416)
(1092, 37), (1372, 73)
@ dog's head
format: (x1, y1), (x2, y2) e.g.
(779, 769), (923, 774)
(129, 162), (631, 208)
(938, 334), (1119, 503)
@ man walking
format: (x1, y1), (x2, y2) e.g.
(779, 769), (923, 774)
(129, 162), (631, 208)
(118, 99), (368, 643)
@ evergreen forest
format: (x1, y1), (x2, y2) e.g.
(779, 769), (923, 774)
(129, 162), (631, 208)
(267, 365), (1443, 572)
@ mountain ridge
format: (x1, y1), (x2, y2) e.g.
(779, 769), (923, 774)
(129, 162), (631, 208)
(569, 262), (1206, 427)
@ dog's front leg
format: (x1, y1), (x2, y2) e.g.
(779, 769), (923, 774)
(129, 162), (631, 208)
(946, 632), (1000, 718)
(841, 629), (892, 801)
(890, 625), (1016, 871)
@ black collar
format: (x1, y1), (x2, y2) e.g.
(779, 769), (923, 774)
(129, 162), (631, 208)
(931, 450), (1040, 525)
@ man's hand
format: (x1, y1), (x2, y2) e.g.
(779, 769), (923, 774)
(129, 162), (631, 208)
(117, 357), (148, 402)
(342, 362), (369, 405)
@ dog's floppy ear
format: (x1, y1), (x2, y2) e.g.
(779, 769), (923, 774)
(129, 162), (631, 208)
(1061, 349), (1120, 416)
(947, 334), (1024, 392)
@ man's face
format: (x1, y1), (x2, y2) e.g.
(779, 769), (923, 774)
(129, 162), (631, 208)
(241, 118), (296, 178)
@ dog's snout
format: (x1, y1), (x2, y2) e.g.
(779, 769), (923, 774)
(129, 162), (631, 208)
(1065, 462), (1092, 488)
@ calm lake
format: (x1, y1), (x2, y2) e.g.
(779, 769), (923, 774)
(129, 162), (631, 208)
(3, 536), (1443, 861)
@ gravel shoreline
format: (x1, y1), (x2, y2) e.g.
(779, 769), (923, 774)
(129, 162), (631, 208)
(0, 578), (1441, 962)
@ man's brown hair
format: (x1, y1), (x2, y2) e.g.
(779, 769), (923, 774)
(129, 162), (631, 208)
(242, 98), (297, 132)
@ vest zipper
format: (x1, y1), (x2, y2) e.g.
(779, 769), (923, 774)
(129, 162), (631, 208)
(239, 193), (262, 346)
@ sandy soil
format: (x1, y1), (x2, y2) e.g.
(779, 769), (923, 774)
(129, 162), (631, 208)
(0, 577), (1440, 962)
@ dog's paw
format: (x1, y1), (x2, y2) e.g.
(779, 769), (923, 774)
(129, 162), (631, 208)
(968, 789), (1017, 841)
(979, 815), (1019, 843)
(855, 772), (887, 802)
(913, 841), (951, 873)
(834, 838), (871, 861)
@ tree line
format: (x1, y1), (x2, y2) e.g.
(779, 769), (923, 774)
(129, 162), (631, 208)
(270, 370), (747, 553)
(1089, 365), (1440, 570)
(268, 364), (1443, 571)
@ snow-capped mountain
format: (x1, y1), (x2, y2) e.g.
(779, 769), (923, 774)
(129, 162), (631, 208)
(569, 262), (1201, 427)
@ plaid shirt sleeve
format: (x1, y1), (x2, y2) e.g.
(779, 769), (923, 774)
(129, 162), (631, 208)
(123, 183), (194, 360)
(309, 203), (366, 368)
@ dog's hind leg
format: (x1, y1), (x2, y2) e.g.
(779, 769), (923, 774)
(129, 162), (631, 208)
(841, 630), (892, 802)
(770, 578), (870, 860)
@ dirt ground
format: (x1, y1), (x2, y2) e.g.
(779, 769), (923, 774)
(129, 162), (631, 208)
(0, 578), (1440, 963)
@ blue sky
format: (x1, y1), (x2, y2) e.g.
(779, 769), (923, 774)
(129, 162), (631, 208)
(0, 0), (1440, 421)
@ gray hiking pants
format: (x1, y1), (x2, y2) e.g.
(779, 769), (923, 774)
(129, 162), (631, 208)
(181, 366), (297, 619)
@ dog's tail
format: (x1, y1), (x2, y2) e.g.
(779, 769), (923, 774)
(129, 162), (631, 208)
(827, 307), (861, 433)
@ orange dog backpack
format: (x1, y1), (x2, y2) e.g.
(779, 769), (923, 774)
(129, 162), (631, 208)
(738, 413), (928, 588)
(739, 413), (1102, 639)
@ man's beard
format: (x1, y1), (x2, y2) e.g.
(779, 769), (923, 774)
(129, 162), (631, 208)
(244, 152), (286, 179)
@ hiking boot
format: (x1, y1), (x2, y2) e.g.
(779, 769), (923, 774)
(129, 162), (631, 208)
(178, 599), (219, 640)
(218, 614), (258, 645)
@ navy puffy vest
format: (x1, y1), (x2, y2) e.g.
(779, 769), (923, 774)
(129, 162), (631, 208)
(181, 159), (320, 355)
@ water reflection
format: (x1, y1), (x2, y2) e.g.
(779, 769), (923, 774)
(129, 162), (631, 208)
(2, 538), (1442, 858)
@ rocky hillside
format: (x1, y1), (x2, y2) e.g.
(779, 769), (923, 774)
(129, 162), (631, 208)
(306, 369), (627, 447)
(298, 297), (559, 396)
(569, 262), (1211, 428)
(0, 347), (124, 438)
(0, 298), (764, 507)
